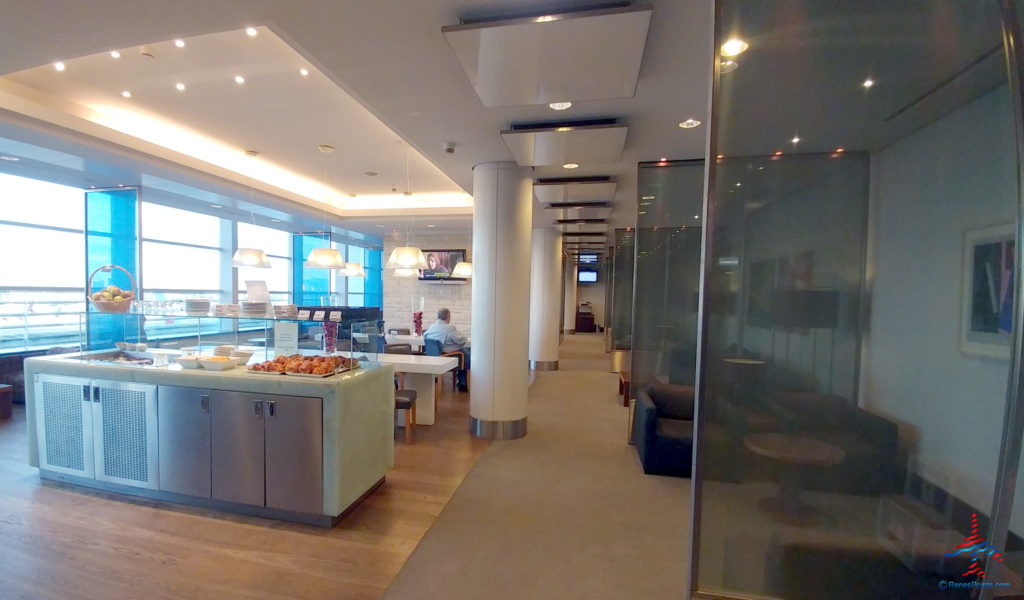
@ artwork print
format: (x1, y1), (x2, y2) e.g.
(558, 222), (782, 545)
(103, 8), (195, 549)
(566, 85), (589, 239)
(961, 223), (1015, 359)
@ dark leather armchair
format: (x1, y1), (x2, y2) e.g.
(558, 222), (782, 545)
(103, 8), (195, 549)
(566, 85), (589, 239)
(633, 383), (696, 477)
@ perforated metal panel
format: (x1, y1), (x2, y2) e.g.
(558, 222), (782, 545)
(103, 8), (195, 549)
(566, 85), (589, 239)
(94, 381), (158, 489)
(38, 379), (89, 474)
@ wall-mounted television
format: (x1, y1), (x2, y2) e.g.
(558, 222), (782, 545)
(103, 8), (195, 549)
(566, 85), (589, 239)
(420, 249), (467, 280)
(578, 269), (598, 283)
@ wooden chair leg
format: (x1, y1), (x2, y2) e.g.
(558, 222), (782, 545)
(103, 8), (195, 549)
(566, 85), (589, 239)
(405, 405), (415, 444)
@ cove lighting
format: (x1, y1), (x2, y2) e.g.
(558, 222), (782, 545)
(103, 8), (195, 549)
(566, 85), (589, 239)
(53, 62), (66, 72)
(234, 75), (245, 84)
(86, 104), (338, 205)
(721, 38), (749, 57)
(549, 101), (572, 110)
(337, 192), (472, 211)
(174, 39), (186, 48)
(246, 27), (259, 37)
(110, 50), (121, 59)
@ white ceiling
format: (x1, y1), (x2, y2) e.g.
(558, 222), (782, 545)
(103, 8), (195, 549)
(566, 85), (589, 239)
(0, 0), (715, 232)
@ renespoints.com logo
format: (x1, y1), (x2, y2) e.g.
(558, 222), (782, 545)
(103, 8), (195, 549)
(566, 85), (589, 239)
(939, 513), (1011, 591)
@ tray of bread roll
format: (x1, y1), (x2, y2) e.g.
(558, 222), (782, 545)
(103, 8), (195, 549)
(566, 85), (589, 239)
(247, 354), (360, 377)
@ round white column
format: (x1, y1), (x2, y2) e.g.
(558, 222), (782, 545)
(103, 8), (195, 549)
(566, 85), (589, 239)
(529, 227), (563, 370)
(469, 162), (532, 440)
(563, 259), (578, 334)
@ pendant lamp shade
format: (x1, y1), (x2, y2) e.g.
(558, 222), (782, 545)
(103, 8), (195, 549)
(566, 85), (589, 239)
(231, 248), (272, 268)
(451, 261), (473, 279)
(341, 262), (366, 277)
(386, 246), (428, 269)
(304, 247), (345, 268)
(393, 268), (420, 278)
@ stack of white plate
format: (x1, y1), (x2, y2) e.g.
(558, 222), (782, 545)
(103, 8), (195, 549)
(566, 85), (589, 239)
(274, 304), (298, 319)
(240, 301), (269, 318)
(213, 303), (240, 317)
(185, 299), (211, 316)
(213, 345), (235, 357)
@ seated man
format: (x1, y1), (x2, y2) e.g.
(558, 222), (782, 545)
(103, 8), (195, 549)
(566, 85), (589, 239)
(423, 307), (470, 392)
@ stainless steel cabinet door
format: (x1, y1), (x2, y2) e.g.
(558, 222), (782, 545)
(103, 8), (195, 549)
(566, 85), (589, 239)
(92, 380), (159, 489)
(265, 395), (323, 514)
(34, 374), (94, 478)
(210, 391), (265, 506)
(158, 386), (211, 498)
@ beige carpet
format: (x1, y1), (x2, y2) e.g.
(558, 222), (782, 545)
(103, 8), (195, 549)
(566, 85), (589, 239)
(382, 334), (691, 600)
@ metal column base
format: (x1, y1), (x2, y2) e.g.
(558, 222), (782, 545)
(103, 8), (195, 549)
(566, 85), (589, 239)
(469, 416), (527, 440)
(529, 360), (559, 371)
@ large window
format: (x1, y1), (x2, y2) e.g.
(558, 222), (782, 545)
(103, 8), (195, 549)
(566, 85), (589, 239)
(0, 173), (86, 351)
(237, 222), (291, 303)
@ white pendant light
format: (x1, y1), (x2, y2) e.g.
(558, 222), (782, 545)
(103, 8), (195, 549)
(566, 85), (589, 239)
(393, 268), (420, 278)
(341, 262), (366, 277)
(231, 247), (271, 268)
(304, 247), (345, 268)
(451, 261), (473, 279)
(385, 246), (427, 270)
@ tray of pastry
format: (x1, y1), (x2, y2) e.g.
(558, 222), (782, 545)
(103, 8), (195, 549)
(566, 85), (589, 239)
(248, 354), (359, 377)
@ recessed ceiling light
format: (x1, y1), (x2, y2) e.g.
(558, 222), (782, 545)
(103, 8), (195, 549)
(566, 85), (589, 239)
(659, 157), (668, 161)
(773, 151), (783, 156)
(0, 156), (20, 161)
(640, 202), (652, 206)
(270, 219), (282, 223)
(299, 68), (309, 77)
(862, 78), (875, 88)
(121, 90), (132, 98)
(234, 75), (246, 84)
(427, 224), (436, 228)
(758, 166), (765, 170)
(562, 163), (579, 169)
(376, 225), (386, 228)
(174, 39), (186, 48)
(363, 171), (378, 176)
(53, 62), (66, 72)
(556, 126), (573, 132)
(679, 119), (701, 129)
(638, 211), (646, 215)
(791, 136), (800, 144)
(549, 101), (572, 110)
(536, 15), (556, 23)
(117, 184), (125, 187)
(641, 195), (655, 200)
(721, 38), (749, 57)
(720, 60), (739, 73)
(175, 82), (186, 91)
(210, 204), (223, 208)
(735, 182), (742, 187)
(694, 215), (700, 219)
(835, 147), (845, 153)
(109, 50), (121, 59)
(245, 27), (258, 37)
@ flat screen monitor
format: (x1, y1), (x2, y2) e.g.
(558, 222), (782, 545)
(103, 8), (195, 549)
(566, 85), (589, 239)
(578, 269), (598, 283)
(420, 249), (466, 280)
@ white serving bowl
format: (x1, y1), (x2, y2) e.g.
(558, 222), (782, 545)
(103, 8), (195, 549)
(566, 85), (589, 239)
(175, 355), (201, 369)
(198, 357), (240, 371)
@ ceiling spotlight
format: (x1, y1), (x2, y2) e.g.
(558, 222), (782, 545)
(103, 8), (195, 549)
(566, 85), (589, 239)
(862, 78), (875, 89)
(835, 147), (845, 153)
(659, 157), (668, 161)
(720, 60), (739, 73)
(234, 75), (245, 84)
(679, 119), (701, 129)
(174, 39), (186, 48)
(427, 224), (436, 228)
(299, 68), (309, 77)
(549, 101), (572, 110)
(53, 62), (66, 72)
(245, 27), (258, 37)
(109, 50), (121, 59)
(791, 136), (801, 144)
(175, 82), (186, 91)
(735, 182), (742, 187)
(562, 163), (579, 169)
(721, 38), (749, 57)
(121, 90), (132, 98)
(773, 151), (783, 156)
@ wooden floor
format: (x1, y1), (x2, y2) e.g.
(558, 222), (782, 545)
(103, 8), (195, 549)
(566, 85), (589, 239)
(0, 385), (489, 600)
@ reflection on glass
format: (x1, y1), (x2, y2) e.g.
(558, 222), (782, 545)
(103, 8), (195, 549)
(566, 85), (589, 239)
(693, 2), (1020, 599)
(610, 228), (635, 351)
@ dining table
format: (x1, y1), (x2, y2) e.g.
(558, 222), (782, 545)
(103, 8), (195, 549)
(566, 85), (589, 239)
(362, 352), (460, 425)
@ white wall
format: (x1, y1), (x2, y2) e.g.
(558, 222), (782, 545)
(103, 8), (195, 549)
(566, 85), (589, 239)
(866, 86), (1018, 524)
(382, 233), (472, 334)
(577, 279), (606, 327)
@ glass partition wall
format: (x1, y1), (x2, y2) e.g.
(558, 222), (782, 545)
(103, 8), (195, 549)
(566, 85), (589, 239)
(691, 1), (1024, 598)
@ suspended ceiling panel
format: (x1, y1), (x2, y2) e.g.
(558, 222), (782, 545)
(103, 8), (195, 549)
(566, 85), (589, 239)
(502, 124), (627, 167)
(534, 179), (617, 204)
(442, 6), (653, 108)
(547, 205), (614, 222)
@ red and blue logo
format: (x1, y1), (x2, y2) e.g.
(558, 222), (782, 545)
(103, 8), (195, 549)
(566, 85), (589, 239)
(946, 513), (1004, 579)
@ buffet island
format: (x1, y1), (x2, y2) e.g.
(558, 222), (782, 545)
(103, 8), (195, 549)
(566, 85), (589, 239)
(23, 313), (396, 527)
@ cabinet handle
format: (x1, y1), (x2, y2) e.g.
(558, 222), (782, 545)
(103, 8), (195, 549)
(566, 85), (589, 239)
(253, 400), (263, 418)
(267, 400), (276, 419)
(82, 385), (90, 402)
(93, 387), (100, 403)
(200, 394), (209, 412)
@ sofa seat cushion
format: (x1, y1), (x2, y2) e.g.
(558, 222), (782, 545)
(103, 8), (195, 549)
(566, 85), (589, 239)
(650, 383), (696, 420)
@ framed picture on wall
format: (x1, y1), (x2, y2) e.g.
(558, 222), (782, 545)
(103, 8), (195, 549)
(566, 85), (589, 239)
(961, 222), (1015, 359)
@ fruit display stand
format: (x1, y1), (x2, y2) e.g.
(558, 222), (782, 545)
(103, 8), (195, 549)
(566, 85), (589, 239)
(88, 264), (136, 313)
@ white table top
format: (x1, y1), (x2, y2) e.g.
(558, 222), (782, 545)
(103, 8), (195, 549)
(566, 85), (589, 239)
(368, 353), (459, 375)
(353, 333), (471, 349)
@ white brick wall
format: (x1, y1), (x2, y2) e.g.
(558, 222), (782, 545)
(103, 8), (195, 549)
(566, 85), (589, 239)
(383, 233), (472, 334)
